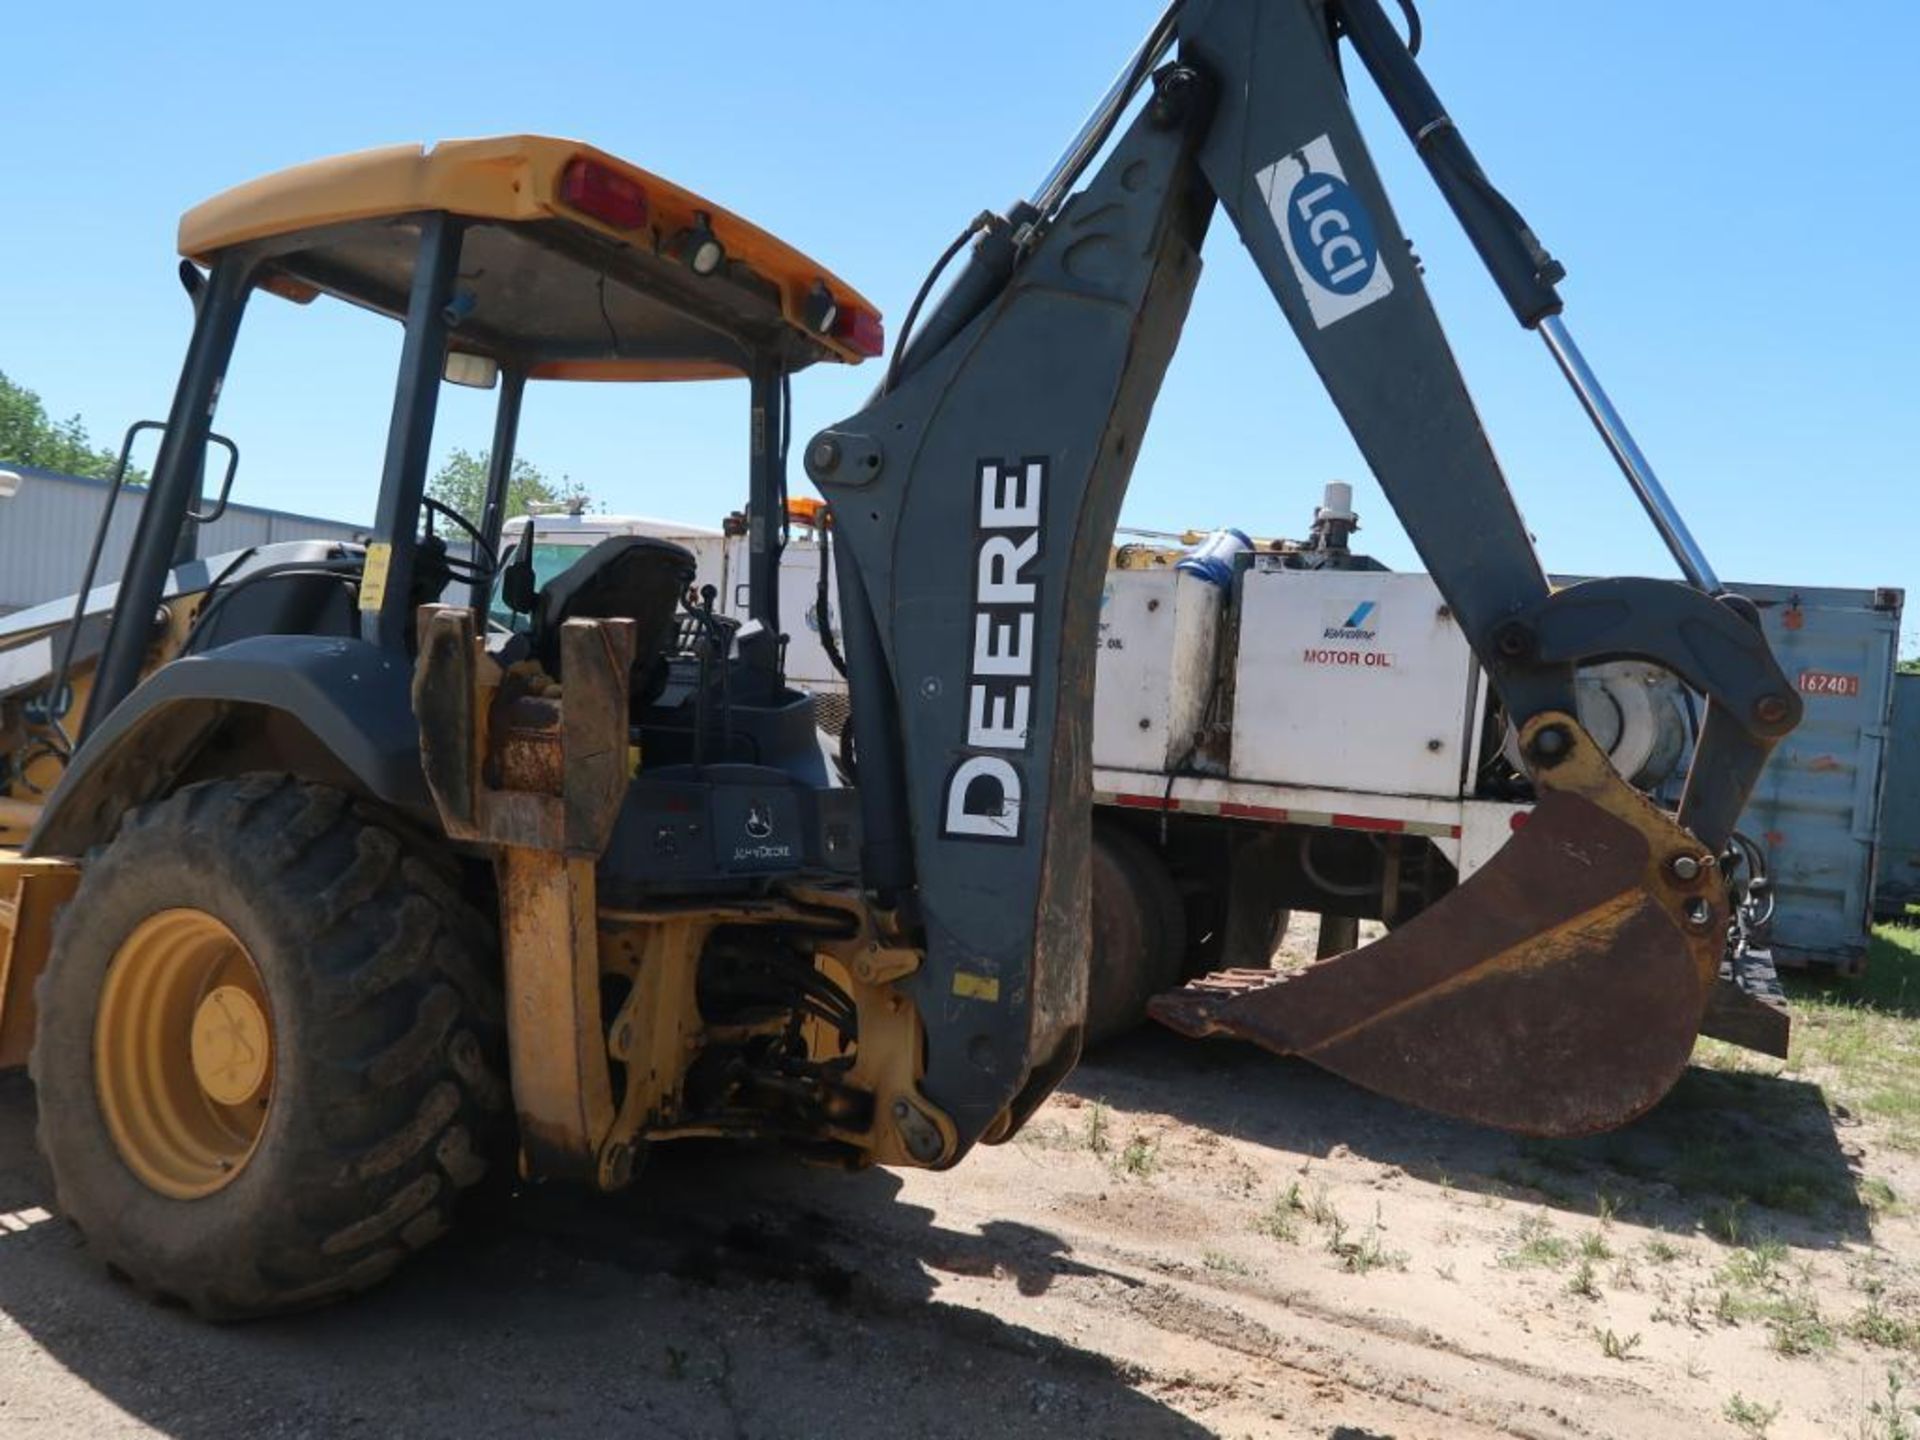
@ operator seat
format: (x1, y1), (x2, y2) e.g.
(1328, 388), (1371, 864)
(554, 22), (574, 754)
(526, 535), (697, 685)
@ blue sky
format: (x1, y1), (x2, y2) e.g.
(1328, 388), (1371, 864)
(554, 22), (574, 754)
(4, 2), (1915, 653)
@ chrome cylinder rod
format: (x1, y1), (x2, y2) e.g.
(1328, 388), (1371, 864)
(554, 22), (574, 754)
(1029, 1), (1183, 217)
(1539, 313), (1720, 593)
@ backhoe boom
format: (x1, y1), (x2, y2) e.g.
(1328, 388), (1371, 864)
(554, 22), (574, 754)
(809, 0), (1799, 1152)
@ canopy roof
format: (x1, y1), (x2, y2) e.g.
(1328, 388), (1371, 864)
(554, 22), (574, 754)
(178, 136), (881, 380)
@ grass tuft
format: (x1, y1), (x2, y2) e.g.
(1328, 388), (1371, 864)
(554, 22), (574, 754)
(1775, 926), (1920, 1154)
(1858, 1366), (1920, 1440)
(1255, 1188), (1302, 1244)
(1117, 1132), (1160, 1178)
(1084, 1101), (1111, 1156)
(1765, 1291), (1836, 1357)
(1305, 1183), (1340, 1227)
(1643, 1235), (1685, 1266)
(1709, 1236), (1836, 1357)
(1595, 1187), (1625, 1226)
(1597, 1327), (1641, 1361)
(1703, 1198), (1750, 1245)
(1722, 1392), (1781, 1438)
(1566, 1257), (1600, 1300)
(1718, 1240), (1788, 1290)
(1327, 1207), (1407, 1277)
(1861, 1176), (1906, 1218)
(1202, 1249), (1250, 1277)
(1847, 1300), (1919, 1351)
(1500, 1211), (1572, 1270)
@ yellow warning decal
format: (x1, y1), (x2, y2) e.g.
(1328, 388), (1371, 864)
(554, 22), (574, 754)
(951, 971), (1000, 1003)
(359, 543), (392, 612)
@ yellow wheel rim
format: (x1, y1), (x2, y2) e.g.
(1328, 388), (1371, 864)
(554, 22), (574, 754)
(95, 909), (275, 1199)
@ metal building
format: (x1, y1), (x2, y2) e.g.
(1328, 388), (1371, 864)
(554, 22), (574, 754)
(0, 464), (364, 615)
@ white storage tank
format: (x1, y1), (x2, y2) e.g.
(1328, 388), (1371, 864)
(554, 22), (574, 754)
(1092, 565), (1226, 774)
(1229, 562), (1480, 798)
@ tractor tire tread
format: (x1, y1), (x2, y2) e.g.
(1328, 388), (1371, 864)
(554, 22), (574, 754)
(1085, 821), (1188, 1047)
(30, 772), (506, 1321)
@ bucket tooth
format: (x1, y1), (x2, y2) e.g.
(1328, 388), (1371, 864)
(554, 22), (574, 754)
(1149, 714), (1730, 1138)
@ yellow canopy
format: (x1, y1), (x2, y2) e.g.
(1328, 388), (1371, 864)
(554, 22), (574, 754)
(179, 135), (880, 376)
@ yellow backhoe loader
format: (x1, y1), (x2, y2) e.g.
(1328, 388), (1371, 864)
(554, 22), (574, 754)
(0, 0), (1795, 1317)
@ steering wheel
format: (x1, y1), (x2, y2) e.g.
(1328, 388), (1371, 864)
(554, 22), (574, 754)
(421, 498), (496, 587)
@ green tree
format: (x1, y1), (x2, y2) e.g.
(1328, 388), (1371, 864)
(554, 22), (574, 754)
(0, 371), (134, 480)
(424, 447), (587, 524)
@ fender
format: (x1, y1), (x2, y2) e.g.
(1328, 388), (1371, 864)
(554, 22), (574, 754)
(25, 635), (430, 858)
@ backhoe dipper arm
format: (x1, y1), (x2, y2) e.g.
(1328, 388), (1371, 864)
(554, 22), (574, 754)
(1177, 0), (1799, 850)
(808, 0), (1799, 1159)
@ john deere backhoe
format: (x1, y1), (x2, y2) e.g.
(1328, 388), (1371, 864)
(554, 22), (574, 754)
(0, 0), (1797, 1317)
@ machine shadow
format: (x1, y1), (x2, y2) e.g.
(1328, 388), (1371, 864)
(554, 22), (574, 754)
(1072, 1025), (1872, 1249)
(0, 1074), (1206, 1439)
(1787, 925), (1920, 1019)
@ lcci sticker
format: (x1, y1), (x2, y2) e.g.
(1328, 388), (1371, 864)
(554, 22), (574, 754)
(1257, 135), (1394, 330)
(1798, 670), (1861, 698)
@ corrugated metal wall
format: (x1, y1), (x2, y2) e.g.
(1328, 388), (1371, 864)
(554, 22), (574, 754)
(1550, 574), (1899, 972)
(1875, 672), (1920, 918)
(1733, 582), (1903, 970)
(0, 465), (364, 614)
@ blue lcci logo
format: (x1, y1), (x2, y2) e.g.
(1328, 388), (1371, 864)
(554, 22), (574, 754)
(1285, 171), (1379, 296)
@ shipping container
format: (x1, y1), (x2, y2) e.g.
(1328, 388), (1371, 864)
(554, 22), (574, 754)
(0, 463), (364, 614)
(1725, 583), (1904, 970)
(1876, 671), (1920, 920)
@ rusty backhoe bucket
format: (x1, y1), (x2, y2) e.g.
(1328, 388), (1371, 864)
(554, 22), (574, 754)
(1150, 715), (1728, 1138)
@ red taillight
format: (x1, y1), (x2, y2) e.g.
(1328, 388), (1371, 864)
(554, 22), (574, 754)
(833, 305), (885, 358)
(560, 157), (650, 231)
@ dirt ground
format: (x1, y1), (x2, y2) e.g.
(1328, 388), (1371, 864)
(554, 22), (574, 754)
(2, 917), (1917, 1439)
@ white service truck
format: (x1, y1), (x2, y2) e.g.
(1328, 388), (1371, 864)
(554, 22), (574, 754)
(1082, 489), (1901, 1004)
(1078, 485), (1707, 1035)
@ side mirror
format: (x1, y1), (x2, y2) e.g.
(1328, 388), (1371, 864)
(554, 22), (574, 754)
(0, 470), (20, 500)
(500, 522), (538, 615)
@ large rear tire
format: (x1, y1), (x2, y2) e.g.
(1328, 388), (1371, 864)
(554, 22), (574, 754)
(1086, 823), (1187, 1047)
(31, 774), (506, 1319)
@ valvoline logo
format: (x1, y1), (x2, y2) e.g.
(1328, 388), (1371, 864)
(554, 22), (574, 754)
(1258, 135), (1395, 330)
(1323, 598), (1379, 642)
(1286, 171), (1379, 296)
